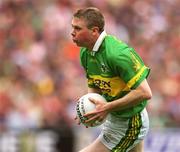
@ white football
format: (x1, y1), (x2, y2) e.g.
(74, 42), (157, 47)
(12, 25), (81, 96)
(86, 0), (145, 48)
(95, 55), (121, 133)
(76, 93), (107, 127)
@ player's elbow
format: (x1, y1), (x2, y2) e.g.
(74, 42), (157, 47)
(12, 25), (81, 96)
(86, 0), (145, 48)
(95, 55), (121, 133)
(144, 90), (152, 100)
(138, 79), (152, 101)
(138, 86), (152, 101)
(142, 89), (152, 100)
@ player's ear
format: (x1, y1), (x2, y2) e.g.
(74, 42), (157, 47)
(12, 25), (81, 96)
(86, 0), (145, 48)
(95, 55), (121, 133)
(91, 26), (100, 35)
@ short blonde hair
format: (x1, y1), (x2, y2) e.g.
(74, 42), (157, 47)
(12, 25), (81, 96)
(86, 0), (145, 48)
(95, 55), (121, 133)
(73, 7), (105, 33)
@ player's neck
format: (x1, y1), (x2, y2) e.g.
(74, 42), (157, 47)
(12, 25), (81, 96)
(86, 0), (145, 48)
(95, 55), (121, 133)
(88, 35), (100, 51)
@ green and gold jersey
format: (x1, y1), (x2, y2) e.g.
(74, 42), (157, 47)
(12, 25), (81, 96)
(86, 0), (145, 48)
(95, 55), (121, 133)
(80, 35), (150, 117)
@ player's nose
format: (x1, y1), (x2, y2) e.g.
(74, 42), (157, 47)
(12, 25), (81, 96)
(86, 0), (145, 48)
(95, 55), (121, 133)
(71, 29), (75, 37)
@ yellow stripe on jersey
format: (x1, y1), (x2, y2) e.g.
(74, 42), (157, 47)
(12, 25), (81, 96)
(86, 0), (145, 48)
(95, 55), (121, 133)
(122, 66), (147, 91)
(88, 75), (127, 97)
(88, 66), (147, 98)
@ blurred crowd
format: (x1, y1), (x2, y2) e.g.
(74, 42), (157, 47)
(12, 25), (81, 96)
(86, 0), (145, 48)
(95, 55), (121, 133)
(0, 0), (179, 148)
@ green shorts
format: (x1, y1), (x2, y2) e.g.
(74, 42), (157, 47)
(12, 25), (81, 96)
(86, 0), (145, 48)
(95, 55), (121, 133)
(98, 108), (149, 152)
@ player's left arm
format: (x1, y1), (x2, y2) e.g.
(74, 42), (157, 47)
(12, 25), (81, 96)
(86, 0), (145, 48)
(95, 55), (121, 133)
(104, 78), (152, 112)
(85, 48), (152, 121)
(104, 47), (152, 112)
(84, 79), (152, 123)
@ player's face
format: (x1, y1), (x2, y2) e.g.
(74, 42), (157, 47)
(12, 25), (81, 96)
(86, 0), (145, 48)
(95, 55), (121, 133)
(71, 17), (94, 48)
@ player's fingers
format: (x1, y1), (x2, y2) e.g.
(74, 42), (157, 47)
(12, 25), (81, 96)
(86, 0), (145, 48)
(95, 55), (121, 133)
(83, 108), (104, 117)
(85, 115), (99, 123)
(83, 111), (96, 117)
(97, 116), (104, 122)
(88, 97), (97, 104)
(76, 97), (80, 102)
(74, 116), (81, 125)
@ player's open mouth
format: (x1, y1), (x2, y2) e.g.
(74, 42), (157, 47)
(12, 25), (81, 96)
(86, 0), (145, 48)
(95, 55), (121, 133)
(72, 38), (77, 42)
(72, 39), (79, 44)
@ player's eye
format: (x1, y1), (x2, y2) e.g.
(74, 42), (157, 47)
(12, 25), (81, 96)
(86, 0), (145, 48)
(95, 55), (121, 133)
(72, 25), (81, 30)
(75, 27), (81, 31)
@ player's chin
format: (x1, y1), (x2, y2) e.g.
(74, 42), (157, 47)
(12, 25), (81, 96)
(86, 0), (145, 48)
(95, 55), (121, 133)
(72, 38), (78, 43)
(73, 40), (81, 46)
(75, 42), (82, 47)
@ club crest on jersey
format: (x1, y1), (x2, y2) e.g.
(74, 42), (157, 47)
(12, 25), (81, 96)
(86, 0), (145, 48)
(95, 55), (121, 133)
(100, 63), (109, 73)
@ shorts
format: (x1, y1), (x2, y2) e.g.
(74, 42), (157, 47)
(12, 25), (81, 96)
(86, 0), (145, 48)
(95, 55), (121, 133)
(98, 108), (149, 152)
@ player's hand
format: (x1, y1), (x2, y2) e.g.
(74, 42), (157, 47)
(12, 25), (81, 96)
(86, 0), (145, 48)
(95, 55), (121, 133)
(74, 97), (81, 125)
(74, 97), (89, 128)
(83, 97), (109, 124)
(74, 115), (89, 128)
(74, 115), (81, 125)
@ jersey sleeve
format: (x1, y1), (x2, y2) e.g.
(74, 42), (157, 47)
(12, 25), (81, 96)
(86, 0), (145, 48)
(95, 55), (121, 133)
(109, 48), (150, 90)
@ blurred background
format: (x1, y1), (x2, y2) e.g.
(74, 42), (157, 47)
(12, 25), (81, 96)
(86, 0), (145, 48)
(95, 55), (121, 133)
(0, 0), (179, 151)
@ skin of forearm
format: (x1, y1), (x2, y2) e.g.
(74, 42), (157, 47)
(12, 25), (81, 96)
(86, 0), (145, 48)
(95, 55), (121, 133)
(105, 88), (151, 113)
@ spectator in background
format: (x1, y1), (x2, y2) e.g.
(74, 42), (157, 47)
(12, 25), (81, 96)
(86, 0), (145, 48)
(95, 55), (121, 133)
(0, 92), (12, 131)
(41, 95), (75, 152)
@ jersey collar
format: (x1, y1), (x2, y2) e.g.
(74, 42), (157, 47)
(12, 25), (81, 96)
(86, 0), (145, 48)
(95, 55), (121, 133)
(91, 31), (107, 55)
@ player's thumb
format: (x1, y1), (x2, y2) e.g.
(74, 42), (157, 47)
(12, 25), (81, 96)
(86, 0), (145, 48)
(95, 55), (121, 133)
(88, 97), (97, 104)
